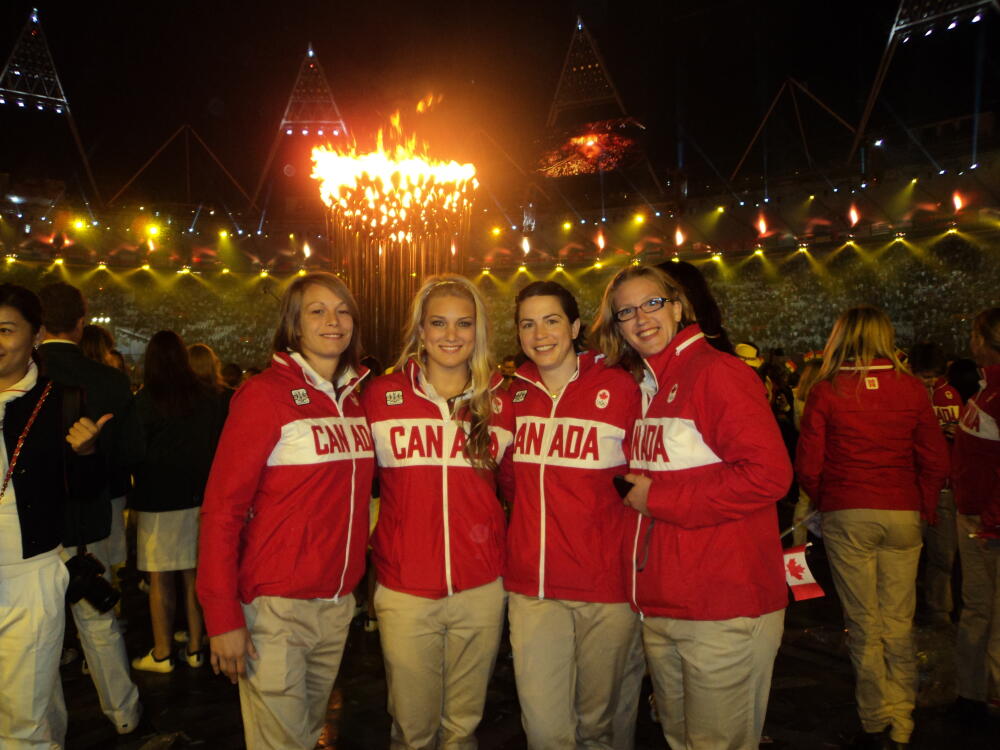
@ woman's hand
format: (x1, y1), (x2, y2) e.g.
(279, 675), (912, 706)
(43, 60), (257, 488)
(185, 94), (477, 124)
(66, 414), (113, 455)
(210, 627), (258, 684)
(622, 473), (652, 516)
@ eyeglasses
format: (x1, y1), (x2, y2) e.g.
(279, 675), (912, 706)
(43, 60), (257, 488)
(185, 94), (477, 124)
(613, 297), (675, 323)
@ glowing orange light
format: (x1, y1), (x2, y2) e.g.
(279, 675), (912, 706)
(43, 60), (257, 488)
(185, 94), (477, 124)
(491, 226), (501, 237)
(302, 242), (311, 258)
(571, 133), (604, 160)
(311, 112), (477, 243)
(416, 93), (443, 113)
(849, 205), (860, 227)
(952, 192), (964, 212)
(521, 236), (530, 255)
(757, 215), (767, 236)
(73, 219), (85, 230)
(674, 227), (685, 246)
(596, 231), (605, 251)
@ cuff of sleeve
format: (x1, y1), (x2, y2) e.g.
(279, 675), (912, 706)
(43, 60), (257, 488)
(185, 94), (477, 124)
(646, 478), (682, 524)
(201, 597), (246, 638)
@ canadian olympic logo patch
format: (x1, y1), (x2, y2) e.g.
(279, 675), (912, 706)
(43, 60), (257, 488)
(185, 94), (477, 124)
(386, 390), (403, 406)
(493, 397), (503, 413)
(864, 377), (879, 390)
(513, 389), (527, 403)
(667, 384), (679, 403)
(595, 389), (610, 409)
(291, 388), (310, 406)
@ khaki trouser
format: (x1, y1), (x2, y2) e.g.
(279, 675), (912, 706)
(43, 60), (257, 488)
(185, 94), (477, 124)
(239, 594), (354, 750)
(60, 536), (141, 733)
(375, 579), (506, 750)
(508, 594), (639, 749)
(642, 608), (784, 750)
(923, 488), (957, 621)
(612, 620), (645, 750)
(955, 513), (1000, 702)
(823, 509), (922, 743)
(0, 553), (69, 749)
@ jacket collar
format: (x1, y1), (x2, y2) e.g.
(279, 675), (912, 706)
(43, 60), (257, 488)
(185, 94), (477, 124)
(838, 358), (896, 372)
(640, 324), (705, 393)
(514, 350), (605, 393)
(272, 350), (369, 399)
(403, 356), (503, 405)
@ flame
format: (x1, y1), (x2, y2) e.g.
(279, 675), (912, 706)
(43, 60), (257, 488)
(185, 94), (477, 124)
(521, 236), (530, 255)
(302, 241), (311, 258)
(312, 113), (477, 242)
(416, 93), (444, 113)
(674, 227), (685, 246)
(571, 133), (604, 160)
(596, 230), (605, 250)
(757, 215), (767, 236)
(849, 205), (860, 227)
(952, 191), (964, 212)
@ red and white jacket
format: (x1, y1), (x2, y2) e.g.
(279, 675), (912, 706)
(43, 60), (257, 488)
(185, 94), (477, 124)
(628, 325), (790, 621)
(501, 351), (640, 603)
(363, 359), (514, 599)
(931, 377), (962, 434)
(953, 365), (1000, 528)
(197, 352), (374, 637)
(796, 359), (949, 517)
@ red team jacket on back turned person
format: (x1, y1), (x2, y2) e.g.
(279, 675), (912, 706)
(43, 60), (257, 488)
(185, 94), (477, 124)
(502, 351), (641, 603)
(197, 352), (375, 637)
(363, 359), (515, 600)
(931, 376), (962, 434)
(953, 364), (1000, 531)
(795, 359), (949, 518)
(628, 324), (791, 621)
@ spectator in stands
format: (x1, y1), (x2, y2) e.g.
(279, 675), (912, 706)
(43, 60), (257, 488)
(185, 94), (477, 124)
(220, 361), (242, 391)
(796, 307), (949, 749)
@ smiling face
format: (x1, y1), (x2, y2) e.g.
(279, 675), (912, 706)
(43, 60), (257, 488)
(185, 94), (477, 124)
(297, 283), (353, 378)
(420, 292), (476, 374)
(517, 294), (580, 376)
(0, 305), (41, 391)
(612, 276), (683, 358)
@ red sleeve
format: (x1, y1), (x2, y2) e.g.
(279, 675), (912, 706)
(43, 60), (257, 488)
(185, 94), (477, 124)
(911, 382), (950, 517)
(794, 384), (830, 507)
(196, 380), (281, 637)
(645, 358), (793, 528)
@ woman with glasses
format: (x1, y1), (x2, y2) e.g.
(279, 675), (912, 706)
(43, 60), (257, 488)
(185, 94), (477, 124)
(591, 266), (791, 750)
(795, 307), (948, 749)
(363, 275), (514, 749)
(502, 280), (642, 749)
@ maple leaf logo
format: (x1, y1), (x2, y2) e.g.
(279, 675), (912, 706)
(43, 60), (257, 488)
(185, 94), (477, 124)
(786, 557), (805, 580)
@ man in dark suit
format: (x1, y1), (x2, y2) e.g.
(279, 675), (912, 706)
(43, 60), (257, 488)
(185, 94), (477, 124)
(38, 282), (142, 737)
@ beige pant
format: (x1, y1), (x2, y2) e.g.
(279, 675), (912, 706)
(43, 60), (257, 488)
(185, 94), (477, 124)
(923, 488), (957, 621)
(61, 536), (141, 733)
(823, 509), (922, 743)
(955, 513), (1000, 702)
(375, 579), (506, 750)
(239, 594), (355, 750)
(642, 608), (784, 750)
(612, 620), (645, 750)
(0, 553), (69, 749)
(508, 594), (639, 749)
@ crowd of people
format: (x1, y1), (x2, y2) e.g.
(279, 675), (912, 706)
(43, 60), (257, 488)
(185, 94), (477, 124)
(0, 259), (997, 750)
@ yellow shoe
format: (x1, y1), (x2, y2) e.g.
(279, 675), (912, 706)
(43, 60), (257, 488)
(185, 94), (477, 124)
(131, 649), (174, 673)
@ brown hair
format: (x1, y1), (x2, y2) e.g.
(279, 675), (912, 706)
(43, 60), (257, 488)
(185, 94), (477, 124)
(590, 265), (695, 379)
(817, 306), (908, 387)
(273, 272), (362, 382)
(972, 307), (1000, 359)
(188, 342), (224, 391)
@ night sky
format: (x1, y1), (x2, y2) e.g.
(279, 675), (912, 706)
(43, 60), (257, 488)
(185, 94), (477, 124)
(1, 1), (996, 207)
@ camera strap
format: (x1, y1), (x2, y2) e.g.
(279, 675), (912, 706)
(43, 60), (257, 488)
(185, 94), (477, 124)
(60, 385), (88, 557)
(0, 382), (53, 501)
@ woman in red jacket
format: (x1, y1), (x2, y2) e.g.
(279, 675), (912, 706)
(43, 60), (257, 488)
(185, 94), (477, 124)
(592, 266), (791, 750)
(197, 272), (374, 750)
(363, 274), (514, 750)
(795, 306), (949, 750)
(952, 307), (1000, 720)
(503, 280), (641, 749)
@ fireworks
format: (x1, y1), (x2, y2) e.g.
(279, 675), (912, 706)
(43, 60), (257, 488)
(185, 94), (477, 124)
(311, 113), (478, 364)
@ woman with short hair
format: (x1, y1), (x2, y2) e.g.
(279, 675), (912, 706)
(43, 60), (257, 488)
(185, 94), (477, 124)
(363, 274), (514, 749)
(796, 306), (949, 749)
(197, 272), (374, 750)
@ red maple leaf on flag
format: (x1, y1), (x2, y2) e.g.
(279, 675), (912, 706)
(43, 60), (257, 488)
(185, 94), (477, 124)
(786, 557), (805, 580)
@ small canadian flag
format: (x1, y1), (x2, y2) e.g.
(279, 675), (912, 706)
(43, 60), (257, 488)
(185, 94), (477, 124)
(783, 544), (825, 601)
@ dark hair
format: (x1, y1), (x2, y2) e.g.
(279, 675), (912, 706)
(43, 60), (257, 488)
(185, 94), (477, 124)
(0, 283), (43, 333)
(515, 280), (586, 353)
(656, 260), (735, 355)
(947, 357), (980, 404)
(973, 307), (1000, 356)
(142, 330), (204, 417)
(38, 282), (86, 335)
(80, 324), (114, 364)
(273, 272), (362, 382)
(908, 342), (947, 376)
(220, 362), (242, 388)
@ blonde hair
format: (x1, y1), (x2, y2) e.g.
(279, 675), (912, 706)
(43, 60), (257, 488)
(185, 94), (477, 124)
(817, 306), (908, 387)
(273, 272), (362, 382)
(795, 359), (824, 403)
(188, 342), (224, 391)
(396, 274), (497, 470)
(590, 265), (695, 379)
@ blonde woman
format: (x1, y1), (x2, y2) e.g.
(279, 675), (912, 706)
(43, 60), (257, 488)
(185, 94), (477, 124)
(362, 275), (514, 749)
(591, 265), (790, 750)
(796, 306), (949, 750)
